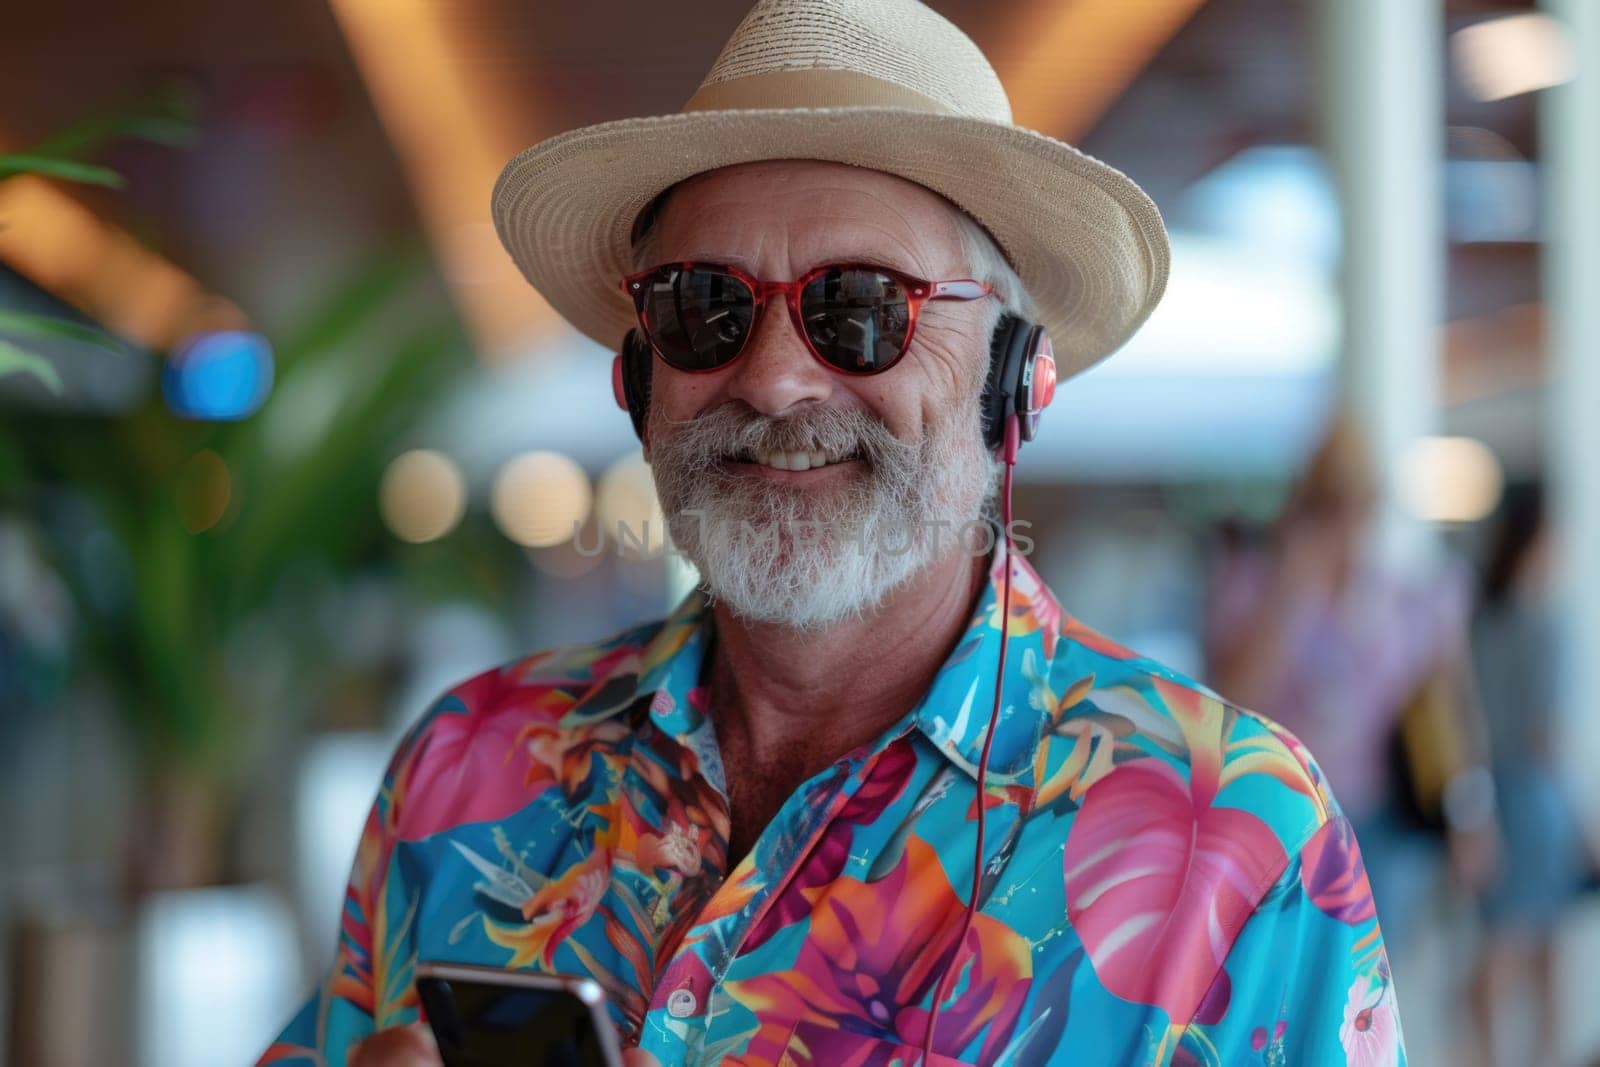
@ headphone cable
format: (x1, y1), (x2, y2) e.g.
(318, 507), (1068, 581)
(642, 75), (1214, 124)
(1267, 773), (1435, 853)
(920, 415), (1019, 1062)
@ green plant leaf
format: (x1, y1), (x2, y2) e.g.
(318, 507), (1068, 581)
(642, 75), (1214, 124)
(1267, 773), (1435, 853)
(0, 309), (121, 349)
(0, 83), (198, 188)
(19, 83), (197, 161)
(28, 112), (196, 159)
(0, 339), (64, 394)
(0, 154), (125, 186)
(274, 244), (431, 364)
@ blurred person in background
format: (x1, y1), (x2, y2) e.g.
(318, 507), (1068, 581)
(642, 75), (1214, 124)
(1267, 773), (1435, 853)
(1205, 415), (1500, 947)
(264, 2), (1402, 1065)
(1466, 482), (1595, 1067)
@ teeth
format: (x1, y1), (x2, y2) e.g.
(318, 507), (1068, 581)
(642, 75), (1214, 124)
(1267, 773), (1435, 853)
(751, 448), (850, 472)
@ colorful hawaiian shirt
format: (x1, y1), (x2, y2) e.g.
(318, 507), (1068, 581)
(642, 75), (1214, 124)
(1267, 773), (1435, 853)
(261, 550), (1405, 1066)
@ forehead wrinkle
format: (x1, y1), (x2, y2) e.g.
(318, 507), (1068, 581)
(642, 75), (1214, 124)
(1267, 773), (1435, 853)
(844, 185), (964, 275)
(775, 183), (961, 276)
(785, 221), (937, 278)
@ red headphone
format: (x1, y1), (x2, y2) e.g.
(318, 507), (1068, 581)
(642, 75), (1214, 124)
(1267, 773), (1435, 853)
(612, 315), (1056, 1064)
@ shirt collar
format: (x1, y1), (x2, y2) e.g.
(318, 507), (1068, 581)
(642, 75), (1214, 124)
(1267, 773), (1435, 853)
(588, 545), (1063, 788)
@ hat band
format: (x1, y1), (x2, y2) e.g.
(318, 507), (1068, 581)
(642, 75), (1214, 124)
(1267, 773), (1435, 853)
(681, 68), (962, 116)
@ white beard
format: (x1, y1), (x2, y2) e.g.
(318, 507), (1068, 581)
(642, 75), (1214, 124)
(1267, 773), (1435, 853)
(648, 401), (997, 631)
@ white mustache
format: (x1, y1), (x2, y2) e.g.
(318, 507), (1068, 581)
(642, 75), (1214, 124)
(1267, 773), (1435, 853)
(653, 402), (917, 474)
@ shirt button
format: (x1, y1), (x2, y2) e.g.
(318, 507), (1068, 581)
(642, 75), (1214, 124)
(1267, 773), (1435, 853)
(667, 988), (698, 1019)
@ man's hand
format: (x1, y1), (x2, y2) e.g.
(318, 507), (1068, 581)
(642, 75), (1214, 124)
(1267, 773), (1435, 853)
(348, 1023), (442, 1067)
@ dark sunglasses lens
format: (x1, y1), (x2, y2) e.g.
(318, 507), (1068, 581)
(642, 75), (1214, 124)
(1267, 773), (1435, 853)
(635, 266), (753, 370)
(800, 268), (911, 373)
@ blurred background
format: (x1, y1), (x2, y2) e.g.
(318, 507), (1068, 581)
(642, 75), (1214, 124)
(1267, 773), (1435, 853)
(2, 0), (1597, 1063)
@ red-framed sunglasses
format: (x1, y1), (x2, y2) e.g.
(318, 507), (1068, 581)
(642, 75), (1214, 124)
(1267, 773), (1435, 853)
(620, 261), (994, 376)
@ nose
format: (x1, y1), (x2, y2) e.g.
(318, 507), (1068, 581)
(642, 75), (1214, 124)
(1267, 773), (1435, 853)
(721, 298), (835, 417)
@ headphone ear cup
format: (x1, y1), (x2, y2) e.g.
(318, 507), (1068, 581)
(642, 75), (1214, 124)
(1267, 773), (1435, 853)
(617, 329), (653, 443)
(1017, 325), (1055, 443)
(982, 314), (1028, 453)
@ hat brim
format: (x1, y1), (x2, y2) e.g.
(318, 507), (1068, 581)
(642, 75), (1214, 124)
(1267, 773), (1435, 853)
(491, 107), (1169, 379)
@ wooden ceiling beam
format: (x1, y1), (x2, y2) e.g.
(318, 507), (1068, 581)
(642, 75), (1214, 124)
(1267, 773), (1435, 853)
(329, 0), (561, 361)
(992, 0), (1208, 143)
(0, 176), (246, 351)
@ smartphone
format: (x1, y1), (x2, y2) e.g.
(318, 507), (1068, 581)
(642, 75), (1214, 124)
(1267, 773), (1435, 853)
(414, 961), (625, 1067)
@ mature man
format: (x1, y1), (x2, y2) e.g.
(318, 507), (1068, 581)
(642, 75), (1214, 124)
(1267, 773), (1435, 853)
(263, 1), (1404, 1064)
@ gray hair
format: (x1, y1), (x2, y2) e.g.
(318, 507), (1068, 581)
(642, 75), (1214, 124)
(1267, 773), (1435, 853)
(949, 208), (1034, 340)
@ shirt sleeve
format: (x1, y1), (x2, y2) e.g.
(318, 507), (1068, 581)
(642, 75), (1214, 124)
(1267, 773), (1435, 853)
(256, 721), (429, 1066)
(1174, 812), (1407, 1066)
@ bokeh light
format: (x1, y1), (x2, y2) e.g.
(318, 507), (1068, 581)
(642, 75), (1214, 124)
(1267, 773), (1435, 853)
(490, 451), (592, 548)
(596, 451), (665, 560)
(162, 331), (275, 421)
(379, 449), (467, 544)
(175, 450), (233, 534)
(1399, 435), (1504, 524)
(1452, 13), (1575, 102)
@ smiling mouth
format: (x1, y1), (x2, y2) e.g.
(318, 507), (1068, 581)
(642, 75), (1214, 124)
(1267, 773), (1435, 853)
(727, 447), (863, 472)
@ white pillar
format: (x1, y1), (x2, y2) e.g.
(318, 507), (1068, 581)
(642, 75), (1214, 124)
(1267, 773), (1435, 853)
(1540, 0), (1600, 818)
(1318, 0), (1445, 567)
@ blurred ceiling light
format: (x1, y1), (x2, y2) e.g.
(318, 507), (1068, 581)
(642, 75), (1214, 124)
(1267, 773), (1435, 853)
(596, 451), (665, 560)
(491, 451), (591, 548)
(995, 0), (1207, 139)
(162, 331), (275, 420)
(0, 176), (248, 351)
(329, 0), (559, 359)
(380, 449), (467, 544)
(176, 450), (233, 534)
(1452, 13), (1576, 102)
(1399, 436), (1504, 524)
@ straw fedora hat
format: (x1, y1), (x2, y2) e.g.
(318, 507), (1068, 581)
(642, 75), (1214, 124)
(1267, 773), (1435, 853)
(491, 0), (1170, 379)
